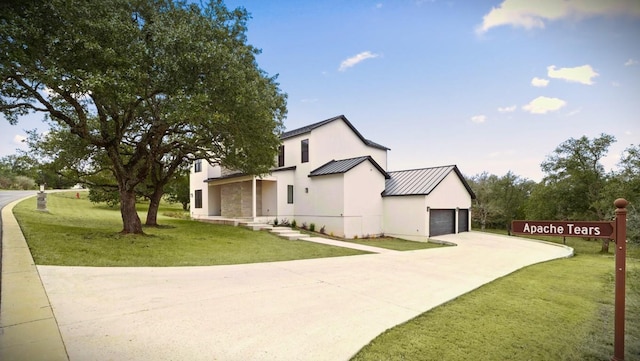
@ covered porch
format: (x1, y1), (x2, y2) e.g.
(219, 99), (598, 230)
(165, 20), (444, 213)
(200, 175), (278, 222)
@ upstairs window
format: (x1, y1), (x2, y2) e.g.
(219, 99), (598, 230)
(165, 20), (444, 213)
(301, 139), (309, 163)
(194, 159), (202, 173)
(278, 145), (285, 167)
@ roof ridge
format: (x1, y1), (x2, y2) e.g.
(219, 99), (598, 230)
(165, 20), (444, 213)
(388, 164), (456, 173)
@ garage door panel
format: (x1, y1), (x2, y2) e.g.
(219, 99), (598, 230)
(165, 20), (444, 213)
(429, 209), (455, 236)
(458, 209), (469, 232)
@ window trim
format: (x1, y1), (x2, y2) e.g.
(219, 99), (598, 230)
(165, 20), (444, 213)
(194, 159), (202, 173)
(301, 139), (309, 163)
(278, 145), (285, 167)
(194, 189), (203, 208)
(287, 185), (294, 204)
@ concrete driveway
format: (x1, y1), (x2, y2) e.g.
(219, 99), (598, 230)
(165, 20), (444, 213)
(37, 232), (572, 361)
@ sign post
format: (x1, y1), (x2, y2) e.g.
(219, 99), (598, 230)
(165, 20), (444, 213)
(611, 198), (628, 361)
(511, 198), (629, 361)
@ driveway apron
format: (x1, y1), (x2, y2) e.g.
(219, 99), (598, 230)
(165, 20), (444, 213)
(37, 232), (572, 361)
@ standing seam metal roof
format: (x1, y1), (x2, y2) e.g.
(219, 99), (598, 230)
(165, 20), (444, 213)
(309, 156), (390, 179)
(382, 165), (475, 198)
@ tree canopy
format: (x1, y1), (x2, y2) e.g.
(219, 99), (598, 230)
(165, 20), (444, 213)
(1, 0), (287, 233)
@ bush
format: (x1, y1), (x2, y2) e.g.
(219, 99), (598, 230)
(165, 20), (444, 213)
(14, 175), (36, 190)
(273, 218), (279, 226)
(320, 225), (326, 234)
(301, 222), (307, 230)
(309, 223), (315, 232)
(291, 219), (297, 228)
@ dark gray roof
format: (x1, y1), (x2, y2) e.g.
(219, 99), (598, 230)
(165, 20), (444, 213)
(281, 115), (390, 151)
(382, 165), (476, 198)
(309, 156), (390, 179)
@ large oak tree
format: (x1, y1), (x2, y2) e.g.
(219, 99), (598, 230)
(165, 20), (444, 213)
(1, 0), (287, 233)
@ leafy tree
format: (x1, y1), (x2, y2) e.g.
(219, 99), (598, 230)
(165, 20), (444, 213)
(164, 167), (190, 211)
(467, 172), (500, 230)
(534, 133), (616, 252)
(609, 144), (640, 243)
(468, 171), (534, 232)
(1, 0), (287, 233)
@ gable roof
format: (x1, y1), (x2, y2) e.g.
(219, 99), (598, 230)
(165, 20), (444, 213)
(382, 165), (476, 198)
(309, 156), (390, 179)
(281, 115), (390, 151)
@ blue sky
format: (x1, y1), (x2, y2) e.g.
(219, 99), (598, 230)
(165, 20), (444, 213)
(2, 0), (639, 181)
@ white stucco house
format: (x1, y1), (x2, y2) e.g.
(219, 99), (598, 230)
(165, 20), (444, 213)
(189, 115), (475, 240)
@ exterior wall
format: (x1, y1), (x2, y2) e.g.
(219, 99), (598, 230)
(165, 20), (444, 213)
(383, 195), (428, 241)
(303, 174), (345, 237)
(219, 180), (262, 218)
(274, 169), (296, 221)
(425, 172), (472, 209)
(279, 119), (387, 171)
(261, 180), (277, 220)
(189, 161), (213, 218)
(310, 120), (387, 170)
(343, 161), (385, 238)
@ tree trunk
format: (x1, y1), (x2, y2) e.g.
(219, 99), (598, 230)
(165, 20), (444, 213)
(145, 186), (164, 226)
(600, 238), (610, 253)
(120, 188), (143, 234)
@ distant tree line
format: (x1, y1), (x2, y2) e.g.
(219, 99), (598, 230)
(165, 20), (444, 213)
(466, 133), (640, 252)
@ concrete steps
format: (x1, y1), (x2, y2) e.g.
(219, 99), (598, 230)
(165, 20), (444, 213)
(269, 227), (305, 240)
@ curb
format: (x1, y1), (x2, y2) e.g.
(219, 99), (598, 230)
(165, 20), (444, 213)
(0, 197), (69, 361)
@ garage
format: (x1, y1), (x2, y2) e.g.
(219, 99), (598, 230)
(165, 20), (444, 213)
(458, 209), (469, 232)
(429, 209), (455, 236)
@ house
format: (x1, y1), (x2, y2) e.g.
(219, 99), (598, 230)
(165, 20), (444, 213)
(189, 115), (475, 240)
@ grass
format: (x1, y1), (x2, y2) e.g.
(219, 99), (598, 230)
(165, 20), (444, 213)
(351, 232), (640, 361)
(343, 237), (448, 251)
(13, 192), (367, 266)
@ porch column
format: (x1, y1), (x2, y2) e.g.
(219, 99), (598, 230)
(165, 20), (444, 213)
(252, 177), (257, 220)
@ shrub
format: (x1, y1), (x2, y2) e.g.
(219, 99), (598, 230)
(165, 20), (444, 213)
(301, 222), (307, 230)
(279, 218), (290, 226)
(320, 225), (326, 234)
(273, 218), (279, 226)
(309, 223), (315, 232)
(291, 219), (297, 228)
(14, 175), (36, 190)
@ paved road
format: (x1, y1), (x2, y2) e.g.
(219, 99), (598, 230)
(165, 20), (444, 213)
(38, 232), (572, 361)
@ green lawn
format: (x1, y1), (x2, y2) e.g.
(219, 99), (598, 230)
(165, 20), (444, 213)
(351, 233), (640, 361)
(344, 237), (447, 251)
(13, 192), (367, 266)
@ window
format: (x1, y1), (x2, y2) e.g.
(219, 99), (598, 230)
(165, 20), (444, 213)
(194, 189), (202, 208)
(287, 185), (294, 204)
(194, 159), (202, 173)
(301, 139), (309, 163)
(278, 145), (285, 167)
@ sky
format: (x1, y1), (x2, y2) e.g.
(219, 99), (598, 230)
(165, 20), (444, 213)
(1, 0), (639, 181)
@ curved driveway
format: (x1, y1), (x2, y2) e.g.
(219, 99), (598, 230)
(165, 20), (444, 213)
(37, 232), (572, 361)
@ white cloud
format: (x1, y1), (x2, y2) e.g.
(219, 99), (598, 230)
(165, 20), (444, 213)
(471, 115), (487, 123)
(497, 105), (517, 113)
(565, 108), (582, 117)
(476, 0), (640, 34)
(531, 77), (549, 87)
(13, 134), (26, 145)
(547, 65), (598, 85)
(338, 51), (380, 72)
(522, 96), (567, 114)
(625, 58), (638, 66)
